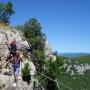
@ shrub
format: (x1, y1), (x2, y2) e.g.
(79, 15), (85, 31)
(22, 63), (31, 84)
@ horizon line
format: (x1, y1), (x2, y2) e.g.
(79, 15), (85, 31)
(59, 52), (90, 53)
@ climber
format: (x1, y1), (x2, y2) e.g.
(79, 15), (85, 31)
(5, 39), (18, 68)
(5, 39), (18, 61)
(7, 39), (18, 56)
(12, 51), (23, 86)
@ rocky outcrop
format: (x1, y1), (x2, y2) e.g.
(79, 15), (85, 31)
(0, 26), (36, 90)
(63, 59), (90, 75)
(0, 25), (56, 90)
(44, 40), (56, 61)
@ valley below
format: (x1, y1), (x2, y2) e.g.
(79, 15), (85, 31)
(58, 53), (90, 90)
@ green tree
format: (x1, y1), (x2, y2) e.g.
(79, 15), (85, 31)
(23, 18), (45, 60)
(22, 63), (31, 84)
(22, 18), (65, 90)
(44, 56), (64, 89)
(35, 55), (64, 90)
(24, 18), (45, 50)
(0, 1), (14, 24)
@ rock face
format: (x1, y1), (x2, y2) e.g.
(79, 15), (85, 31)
(44, 40), (56, 61)
(0, 25), (56, 90)
(0, 26), (36, 90)
(0, 26), (29, 49)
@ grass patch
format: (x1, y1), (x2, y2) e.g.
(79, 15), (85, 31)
(74, 55), (90, 64)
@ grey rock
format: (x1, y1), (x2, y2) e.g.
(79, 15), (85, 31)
(0, 26), (36, 90)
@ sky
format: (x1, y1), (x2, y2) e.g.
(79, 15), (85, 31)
(2, 0), (90, 53)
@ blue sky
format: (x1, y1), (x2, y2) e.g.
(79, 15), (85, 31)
(3, 0), (90, 53)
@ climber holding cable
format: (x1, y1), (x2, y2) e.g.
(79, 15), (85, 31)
(5, 40), (23, 86)
(5, 39), (18, 67)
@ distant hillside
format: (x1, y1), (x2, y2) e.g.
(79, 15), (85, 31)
(59, 55), (90, 90)
(74, 55), (90, 64)
(59, 53), (90, 58)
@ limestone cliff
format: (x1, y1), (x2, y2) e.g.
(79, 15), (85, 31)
(44, 40), (56, 61)
(0, 25), (56, 90)
(0, 26), (36, 90)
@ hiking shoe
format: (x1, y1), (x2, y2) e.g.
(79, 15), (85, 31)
(12, 83), (17, 87)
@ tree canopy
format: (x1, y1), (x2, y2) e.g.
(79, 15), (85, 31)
(24, 18), (45, 51)
(0, 1), (14, 24)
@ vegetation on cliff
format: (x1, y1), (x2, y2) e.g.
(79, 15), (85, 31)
(21, 18), (64, 90)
